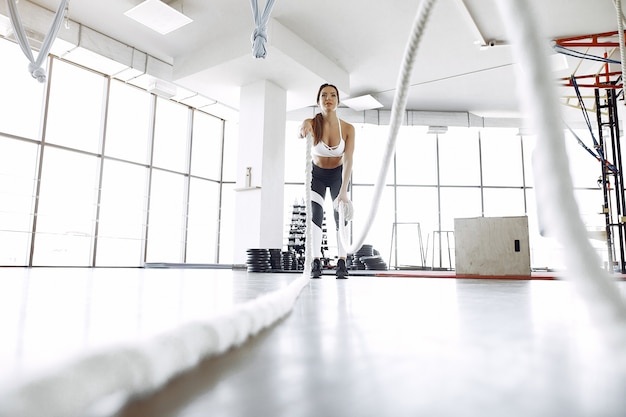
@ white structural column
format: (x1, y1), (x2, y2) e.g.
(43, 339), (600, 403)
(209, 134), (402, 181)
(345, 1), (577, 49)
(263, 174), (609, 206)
(233, 80), (286, 264)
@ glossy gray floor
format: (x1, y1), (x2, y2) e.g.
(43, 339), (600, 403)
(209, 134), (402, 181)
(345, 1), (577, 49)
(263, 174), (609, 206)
(121, 271), (626, 417)
(2, 268), (626, 417)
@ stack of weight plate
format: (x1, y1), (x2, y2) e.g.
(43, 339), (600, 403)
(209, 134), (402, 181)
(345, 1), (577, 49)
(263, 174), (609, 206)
(282, 250), (296, 271)
(269, 249), (282, 271)
(353, 244), (374, 270)
(359, 255), (388, 270)
(246, 248), (271, 272)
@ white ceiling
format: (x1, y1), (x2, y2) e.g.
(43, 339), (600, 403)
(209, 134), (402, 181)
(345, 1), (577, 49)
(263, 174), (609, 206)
(20, 0), (624, 123)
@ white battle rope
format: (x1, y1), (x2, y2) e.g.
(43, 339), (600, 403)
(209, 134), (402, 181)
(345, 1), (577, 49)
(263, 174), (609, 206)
(333, 0), (626, 351)
(615, 0), (626, 94)
(249, 0), (277, 59)
(304, 132), (314, 277)
(497, 0), (626, 345)
(335, 0), (438, 255)
(6, 0), (68, 83)
(615, 0), (626, 24)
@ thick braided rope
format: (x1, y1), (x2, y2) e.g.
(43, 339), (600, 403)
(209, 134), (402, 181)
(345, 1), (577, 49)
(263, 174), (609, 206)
(615, 0), (626, 92)
(497, 0), (626, 346)
(304, 132), (314, 276)
(335, 0), (438, 255)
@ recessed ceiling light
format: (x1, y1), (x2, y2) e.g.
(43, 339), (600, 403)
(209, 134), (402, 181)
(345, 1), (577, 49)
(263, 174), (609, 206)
(124, 0), (192, 35)
(342, 94), (384, 111)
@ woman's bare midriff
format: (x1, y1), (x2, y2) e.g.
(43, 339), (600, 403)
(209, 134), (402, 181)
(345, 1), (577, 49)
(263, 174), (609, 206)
(313, 155), (343, 169)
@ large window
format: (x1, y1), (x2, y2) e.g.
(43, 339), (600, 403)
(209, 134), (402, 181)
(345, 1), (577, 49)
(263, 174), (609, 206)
(0, 137), (38, 265)
(152, 98), (190, 173)
(350, 184), (395, 259)
(45, 59), (105, 153)
(284, 121), (306, 184)
(352, 124), (393, 185)
(0, 40), (46, 140)
(481, 128), (524, 187)
(186, 178), (220, 263)
(96, 160), (148, 266)
(438, 128), (481, 186)
(105, 80), (153, 164)
(394, 187), (438, 268)
(33, 147), (100, 266)
(0, 37), (227, 267)
(483, 188), (526, 217)
(566, 128), (606, 189)
(395, 128), (437, 185)
(190, 111), (224, 180)
(145, 170), (186, 263)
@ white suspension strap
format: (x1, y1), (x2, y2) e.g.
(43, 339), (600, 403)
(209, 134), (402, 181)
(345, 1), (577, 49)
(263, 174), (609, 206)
(249, 0), (277, 59)
(6, 0), (68, 83)
(497, 0), (626, 343)
(335, 0), (438, 255)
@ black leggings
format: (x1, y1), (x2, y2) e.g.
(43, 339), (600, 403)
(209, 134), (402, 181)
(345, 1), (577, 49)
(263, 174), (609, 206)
(310, 164), (347, 257)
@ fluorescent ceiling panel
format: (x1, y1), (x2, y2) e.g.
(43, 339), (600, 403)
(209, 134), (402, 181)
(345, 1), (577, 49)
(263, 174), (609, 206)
(342, 94), (383, 111)
(124, 0), (192, 35)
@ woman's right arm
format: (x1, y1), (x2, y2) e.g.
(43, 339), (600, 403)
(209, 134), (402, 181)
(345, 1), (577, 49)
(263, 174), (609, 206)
(299, 118), (313, 138)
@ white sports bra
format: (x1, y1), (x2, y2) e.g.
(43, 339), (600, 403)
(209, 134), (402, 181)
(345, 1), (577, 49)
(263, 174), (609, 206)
(311, 118), (345, 158)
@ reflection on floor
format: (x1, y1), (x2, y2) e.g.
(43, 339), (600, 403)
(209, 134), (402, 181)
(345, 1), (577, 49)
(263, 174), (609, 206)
(1, 267), (626, 417)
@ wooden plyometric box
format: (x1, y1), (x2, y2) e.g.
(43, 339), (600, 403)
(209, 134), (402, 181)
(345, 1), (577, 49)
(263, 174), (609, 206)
(454, 216), (531, 276)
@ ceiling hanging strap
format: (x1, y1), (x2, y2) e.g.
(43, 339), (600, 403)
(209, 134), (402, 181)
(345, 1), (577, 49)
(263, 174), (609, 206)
(6, 0), (68, 83)
(249, 0), (277, 59)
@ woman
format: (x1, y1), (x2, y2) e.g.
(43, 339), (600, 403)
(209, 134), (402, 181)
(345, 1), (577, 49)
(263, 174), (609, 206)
(298, 83), (355, 279)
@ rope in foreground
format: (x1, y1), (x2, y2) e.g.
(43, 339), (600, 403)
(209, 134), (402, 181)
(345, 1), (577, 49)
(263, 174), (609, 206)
(496, 0), (626, 347)
(327, 0), (626, 352)
(329, 0), (626, 355)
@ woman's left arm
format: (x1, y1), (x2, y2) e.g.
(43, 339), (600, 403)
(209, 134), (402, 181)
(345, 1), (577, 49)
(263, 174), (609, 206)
(339, 122), (355, 203)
